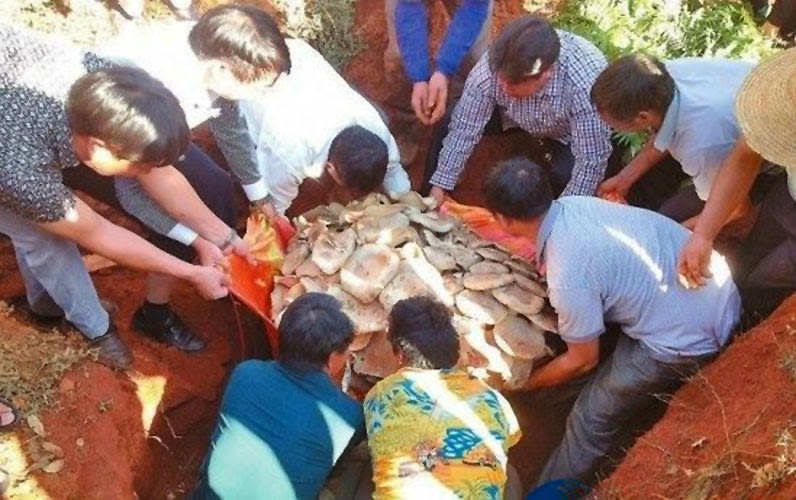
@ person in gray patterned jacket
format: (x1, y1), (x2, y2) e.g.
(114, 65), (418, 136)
(0, 24), (252, 370)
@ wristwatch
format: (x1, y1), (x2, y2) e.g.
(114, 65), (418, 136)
(219, 228), (239, 251)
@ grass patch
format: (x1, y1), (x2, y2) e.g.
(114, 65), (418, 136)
(0, 302), (93, 419)
(745, 425), (796, 489)
(779, 346), (796, 383)
(552, 0), (779, 159)
(272, 0), (366, 70)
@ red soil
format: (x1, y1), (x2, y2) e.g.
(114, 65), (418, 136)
(598, 296), (796, 499)
(13, 269), (242, 500)
(3, 1), (795, 498)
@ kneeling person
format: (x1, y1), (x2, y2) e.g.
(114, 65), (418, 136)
(364, 297), (521, 500)
(188, 293), (364, 500)
(483, 158), (741, 486)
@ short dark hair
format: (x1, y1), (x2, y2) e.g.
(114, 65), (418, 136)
(483, 157), (553, 220)
(66, 67), (189, 166)
(489, 15), (561, 84)
(591, 54), (675, 121)
(328, 126), (389, 194)
(389, 297), (459, 370)
(278, 292), (354, 369)
(189, 4), (291, 83)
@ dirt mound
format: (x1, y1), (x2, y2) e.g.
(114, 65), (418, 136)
(598, 296), (796, 500)
(0, 269), (248, 500)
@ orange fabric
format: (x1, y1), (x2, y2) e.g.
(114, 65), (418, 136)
(439, 198), (537, 261)
(228, 212), (295, 355)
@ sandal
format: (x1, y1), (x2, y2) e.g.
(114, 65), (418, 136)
(0, 399), (18, 430)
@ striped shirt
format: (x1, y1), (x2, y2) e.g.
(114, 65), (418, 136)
(537, 197), (741, 361)
(431, 31), (613, 196)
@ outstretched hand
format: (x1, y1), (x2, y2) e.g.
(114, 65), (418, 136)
(677, 233), (713, 289)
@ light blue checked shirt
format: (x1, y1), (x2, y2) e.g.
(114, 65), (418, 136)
(431, 31), (613, 197)
(537, 197), (741, 362)
(654, 58), (754, 201)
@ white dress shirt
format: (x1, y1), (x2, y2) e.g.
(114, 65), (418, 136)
(239, 39), (410, 214)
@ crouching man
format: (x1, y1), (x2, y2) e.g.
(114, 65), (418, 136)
(188, 293), (364, 500)
(0, 24), (247, 369)
(189, 5), (411, 216)
(482, 159), (741, 486)
(364, 297), (522, 500)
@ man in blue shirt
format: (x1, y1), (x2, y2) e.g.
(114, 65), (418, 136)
(592, 54), (771, 226)
(481, 158), (741, 487)
(384, 0), (493, 126)
(188, 293), (365, 500)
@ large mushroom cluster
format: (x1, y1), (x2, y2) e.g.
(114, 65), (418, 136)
(270, 192), (558, 389)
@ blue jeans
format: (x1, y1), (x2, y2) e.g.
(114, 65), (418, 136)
(536, 335), (715, 486)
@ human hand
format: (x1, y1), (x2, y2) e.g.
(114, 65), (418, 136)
(254, 199), (278, 220)
(597, 174), (630, 203)
(224, 235), (256, 265)
(429, 186), (447, 208)
(677, 233), (714, 289)
(189, 265), (230, 300)
(411, 81), (432, 125)
(192, 237), (227, 269)
(427, 71), (449, 125)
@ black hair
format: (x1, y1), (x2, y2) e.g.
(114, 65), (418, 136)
(389, 297), (459, 370)
(489, 15), (561, 84)
(328, 125), (389, 194)
(483, 157), (553, 220)
(66, 67), (189, 166)
(591, 54), (675, 121)
(278, 292), (354, 369)
(190, 4), (291, 83)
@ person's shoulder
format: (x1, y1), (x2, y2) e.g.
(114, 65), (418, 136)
(231, 359), (275, 379)
(557, 31), (607, 89)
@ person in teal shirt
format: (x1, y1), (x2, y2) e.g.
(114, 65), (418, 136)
(188, 293), (364, 500)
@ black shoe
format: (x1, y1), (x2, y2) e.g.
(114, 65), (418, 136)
(90, 325), (133, 371)
(132, 305), (206, 352)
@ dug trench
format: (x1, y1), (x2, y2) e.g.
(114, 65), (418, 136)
(1, 1), (795, 499)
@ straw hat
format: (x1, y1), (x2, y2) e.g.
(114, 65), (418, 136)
(735, 48), (796, 169)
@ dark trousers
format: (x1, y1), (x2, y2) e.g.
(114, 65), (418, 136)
(739, 176), (796, 296)
(536, 335), (715, 487)
(63, 143), (236, 262)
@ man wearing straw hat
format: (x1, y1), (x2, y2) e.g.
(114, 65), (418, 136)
(679, 48), (796, 313)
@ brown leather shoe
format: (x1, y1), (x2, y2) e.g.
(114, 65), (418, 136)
(90, 325), (133, 371)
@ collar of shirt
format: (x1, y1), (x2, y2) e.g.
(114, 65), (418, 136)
(653, 87), (681, 151)
(535, 201), (562, 266)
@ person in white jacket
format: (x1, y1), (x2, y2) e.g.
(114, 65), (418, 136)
(238, 38), (412, 215)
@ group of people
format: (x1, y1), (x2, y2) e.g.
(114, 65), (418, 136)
(1, 1), (795, 499)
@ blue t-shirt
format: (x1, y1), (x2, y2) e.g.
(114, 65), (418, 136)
(191, 360), (364, 500)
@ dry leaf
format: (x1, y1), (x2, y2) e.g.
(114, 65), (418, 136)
(41, 441), (64, 457)
(27, 415), (46, 437)
(42, 459), (64, 474)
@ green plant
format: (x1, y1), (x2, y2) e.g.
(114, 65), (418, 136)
(273, 0), (366, 70)
(552, 0), (778, 158)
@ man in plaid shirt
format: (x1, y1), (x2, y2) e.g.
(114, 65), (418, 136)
(425, 15), (614, 201)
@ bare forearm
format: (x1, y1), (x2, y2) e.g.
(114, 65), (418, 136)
(621, 138), (668, 185)
(693, 141), (762, 242)
(43, 201), (197, 280)
(526, 352), (595, 390)
(138, 166), (232, 246)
